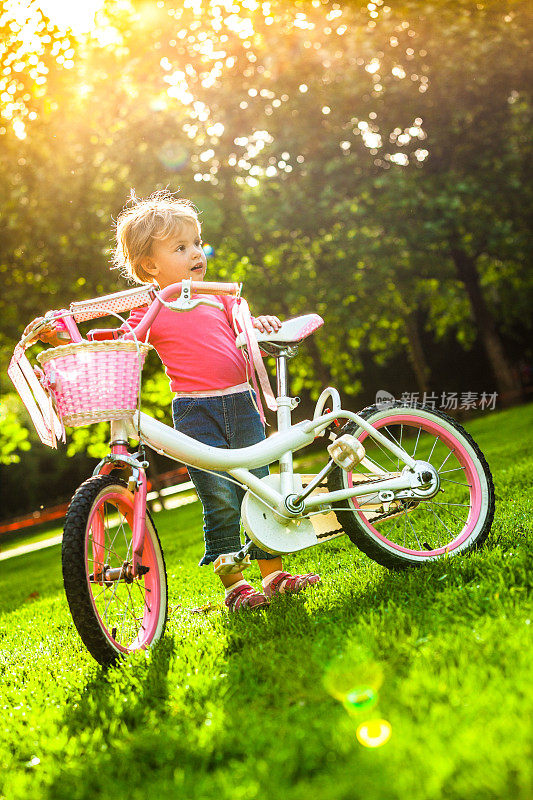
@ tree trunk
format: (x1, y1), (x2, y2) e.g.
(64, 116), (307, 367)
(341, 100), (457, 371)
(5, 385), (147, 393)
(404, 312), (431, 394)
(450, 246), (521, 402)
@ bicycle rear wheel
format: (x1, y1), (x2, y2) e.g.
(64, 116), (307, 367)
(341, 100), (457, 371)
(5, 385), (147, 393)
(62, 475), (168, 666)
(327, 403), (495, 569)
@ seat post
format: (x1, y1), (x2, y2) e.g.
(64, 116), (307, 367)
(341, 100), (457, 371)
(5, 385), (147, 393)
(275, 348), (297, 496)
(276, 353), (289, 400)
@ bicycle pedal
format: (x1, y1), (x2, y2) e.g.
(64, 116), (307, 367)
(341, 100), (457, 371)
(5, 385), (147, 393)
(213, 553), (251, 575)
(328, 434), (366, 471)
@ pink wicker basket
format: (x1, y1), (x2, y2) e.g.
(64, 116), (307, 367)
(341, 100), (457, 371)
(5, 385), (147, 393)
(36, 340), (152, 427)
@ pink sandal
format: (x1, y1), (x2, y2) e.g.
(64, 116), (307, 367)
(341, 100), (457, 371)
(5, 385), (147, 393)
(264, 571), (321, 599)
(224, 583), (270, 612)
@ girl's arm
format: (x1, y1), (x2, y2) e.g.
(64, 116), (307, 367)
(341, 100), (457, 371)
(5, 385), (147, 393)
(223, 294), (281, 333)
(222, 295), (281, 333)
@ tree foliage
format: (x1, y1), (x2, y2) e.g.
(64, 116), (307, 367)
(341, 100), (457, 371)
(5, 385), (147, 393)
(0, 0), (531, 509)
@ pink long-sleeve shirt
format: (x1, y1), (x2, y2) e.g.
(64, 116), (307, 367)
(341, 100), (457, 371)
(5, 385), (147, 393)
(124, 295), (248, 394)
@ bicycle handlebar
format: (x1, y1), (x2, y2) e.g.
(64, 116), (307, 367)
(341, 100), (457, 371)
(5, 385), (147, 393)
(180, 280), (240, 297)
(121, 281), (240, 342)
(19, 280), (241, 347)
(69, 280), (239, 323)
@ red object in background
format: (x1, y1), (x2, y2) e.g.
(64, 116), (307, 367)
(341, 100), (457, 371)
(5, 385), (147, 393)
(324, 408), (341, 427)
(0, 502), (69, 535)
(0, 466), (190, 536)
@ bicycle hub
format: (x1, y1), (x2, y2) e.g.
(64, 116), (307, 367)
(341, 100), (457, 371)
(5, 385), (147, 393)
(285, 494), (305, 515)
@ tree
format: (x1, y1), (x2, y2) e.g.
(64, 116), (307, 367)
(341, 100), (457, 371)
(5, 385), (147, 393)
(1, 0), (532, 509)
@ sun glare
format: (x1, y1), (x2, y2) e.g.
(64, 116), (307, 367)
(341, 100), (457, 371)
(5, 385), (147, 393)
(38, 0), (105, 32)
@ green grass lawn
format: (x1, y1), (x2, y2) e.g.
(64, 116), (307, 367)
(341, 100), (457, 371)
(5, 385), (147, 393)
(0, 405), (531, 800)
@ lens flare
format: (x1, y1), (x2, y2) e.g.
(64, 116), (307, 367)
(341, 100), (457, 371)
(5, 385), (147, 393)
(158, 141), (189, 172)
(356, 719), (392, 748)
(343, 686), (377, 714)
(323, 655), (383, 702)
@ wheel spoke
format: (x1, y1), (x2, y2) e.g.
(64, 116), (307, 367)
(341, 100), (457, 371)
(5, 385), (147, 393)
(397, 424), (403, 470)
(108, 510), (127, 559)
(412, 426), (421, 458)
(437, 448), (455, 472)
(356, 455), (387, 474)
(383, 425), (402, 449)
(429, 506), (455, 539)
(430, 501), (471, 509)
(364, 436), (399, 470)
(94, 506), (124, 564)
(427, 501), (468, 526)
(438, 467), (464, 475)
(402, 509), (423, 550)
(102, 579), (121, 621)
(95, 565), (149, 643)
(358, 491), (381, 507)
(91, 586), (107, 603)
(123, 582), (140, 639)
(105, 587), (145, 631)
(133, 578), (151, 613)
(427, 436), (440, 463)
(441, 478), (472, 488)
(91, 538), (121, 566)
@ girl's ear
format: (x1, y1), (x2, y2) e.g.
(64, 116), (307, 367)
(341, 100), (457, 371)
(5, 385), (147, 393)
(141, 257), (159, 277)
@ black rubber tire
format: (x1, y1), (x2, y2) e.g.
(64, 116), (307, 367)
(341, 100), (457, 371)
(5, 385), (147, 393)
(62, 475), (168, 666)
(327, 402), (495, 570)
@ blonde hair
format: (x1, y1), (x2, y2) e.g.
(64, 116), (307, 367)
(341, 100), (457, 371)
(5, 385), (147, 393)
(113, 190), (201, 284)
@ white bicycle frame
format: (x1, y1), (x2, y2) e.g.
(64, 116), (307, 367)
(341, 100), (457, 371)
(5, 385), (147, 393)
(109, 348), (423, 525)
(10, 280), (441, 569)
(9, 279), (487, 573)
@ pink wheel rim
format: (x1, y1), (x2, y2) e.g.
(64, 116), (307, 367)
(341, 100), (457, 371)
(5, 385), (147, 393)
(85, 489), (162, 653)
(348, 413), (483, 557)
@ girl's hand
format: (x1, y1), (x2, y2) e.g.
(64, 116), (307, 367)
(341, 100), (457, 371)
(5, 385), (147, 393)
(22, 317), (70, 346)
(253, 315), (282, 334)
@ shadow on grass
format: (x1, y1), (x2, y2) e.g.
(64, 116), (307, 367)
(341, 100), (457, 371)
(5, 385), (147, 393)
(220, 538), (530, 695)
(43, 635), (177, 800)
(69, 634), (175, 730)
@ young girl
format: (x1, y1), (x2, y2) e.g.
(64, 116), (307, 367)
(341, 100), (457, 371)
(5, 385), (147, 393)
(30, 191), (320, 612)
(115, 192), (320, 611)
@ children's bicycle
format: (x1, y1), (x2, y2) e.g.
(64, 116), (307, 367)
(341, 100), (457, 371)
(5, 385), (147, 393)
(9, 280), (495, 666)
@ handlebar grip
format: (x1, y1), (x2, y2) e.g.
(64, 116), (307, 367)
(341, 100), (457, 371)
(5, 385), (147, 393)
(87, 328), (122, 341)
(189, 281), (240, 296)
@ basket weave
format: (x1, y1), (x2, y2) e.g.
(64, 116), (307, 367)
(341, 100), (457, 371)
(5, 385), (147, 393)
(36, 340), (152, 427)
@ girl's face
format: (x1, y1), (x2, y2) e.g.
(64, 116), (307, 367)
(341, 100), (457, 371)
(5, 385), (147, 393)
(142, 222), (207, 288)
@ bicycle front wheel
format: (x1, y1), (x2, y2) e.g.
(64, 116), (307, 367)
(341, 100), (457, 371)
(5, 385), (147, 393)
(62, 475), (168, 666)
(327, 403), (495, 569)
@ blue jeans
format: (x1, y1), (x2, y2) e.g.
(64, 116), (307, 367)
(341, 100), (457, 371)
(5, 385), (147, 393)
(172, 391), (277, 566)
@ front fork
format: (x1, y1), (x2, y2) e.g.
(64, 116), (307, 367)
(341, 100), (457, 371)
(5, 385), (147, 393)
(93, 420), (149, 578)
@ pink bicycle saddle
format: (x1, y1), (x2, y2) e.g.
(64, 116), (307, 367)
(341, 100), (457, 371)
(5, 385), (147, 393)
(235, 314), (324, 349)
